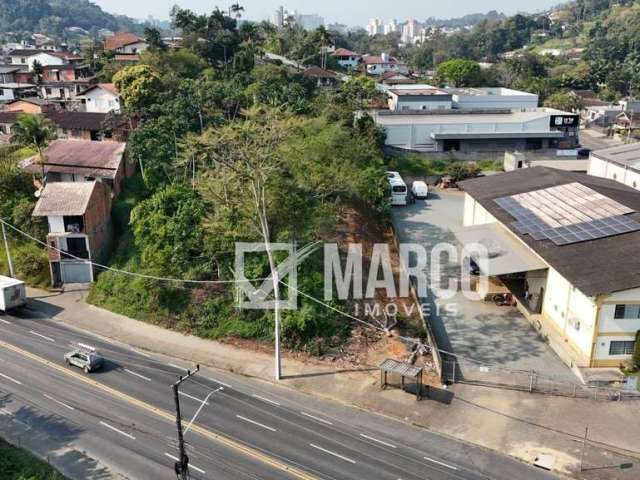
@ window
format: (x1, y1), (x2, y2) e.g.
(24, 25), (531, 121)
(609, 340), (635, 356)
(614, 304), (640, 319)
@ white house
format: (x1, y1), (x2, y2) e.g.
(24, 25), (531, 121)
(363, 54), (409, 76)
(332, 48), (361, 70)
(589, 143), (640, 191)
(77, 83), (121, 113)
(459, 167), (640, 378)
(8, 50), (82, 70)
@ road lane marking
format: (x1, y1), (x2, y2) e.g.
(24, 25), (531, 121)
(236, 415), (277, 432)
(206, 377), (232, 388)
(300, 412), (333, 425)
(0, 372), (22, 385)
(359, 433), (396, 448)
(100, 421), (136, 440)
(423, 456), (458, 470)
(309, 444), (356, 464)
(131, 348), (151, 358)
(179, 391), (209, 405)
(0, 318), (11, 325)
(164, 453), (206, 474)
(124, 368), (152, 382)
(43, 393), (75, 410)
(0, 338), (317, 480)
(252, 394), (280, 406)
(29, 330), (55, 342)
(167, 363), (189, 372)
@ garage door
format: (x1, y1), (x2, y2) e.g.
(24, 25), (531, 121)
(61, 262), (92, 284)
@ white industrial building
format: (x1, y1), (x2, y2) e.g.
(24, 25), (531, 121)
(588, 143), (640, 191)
(459, 167), (640, 378)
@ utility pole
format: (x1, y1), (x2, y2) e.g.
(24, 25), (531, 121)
(274, 268), (281, 381)
(580, 426), (589, 472)
(1, 221), (14, 278)
(172, 365), (200, 480)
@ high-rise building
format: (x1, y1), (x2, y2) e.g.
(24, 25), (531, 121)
(274, 6), (324, 31)
(274, 6), (285, 28)
(366, 19), (384, 36)
(401, 19), (420, 44)
(384, 19), (398, 35)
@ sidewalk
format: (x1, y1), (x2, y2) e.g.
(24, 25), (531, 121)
(26, 287), (640, 479)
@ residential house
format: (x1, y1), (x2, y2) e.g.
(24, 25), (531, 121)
(363, 53), (409, 76)
(459, 167), (640, 377)
(45, 111), (129, 142)
(0, 65), (32, 84)
(302, 67), (337, 88)
(32, 181), (113, 285)
(104, 32), (148, 56)
(332, 48), (361, 70)
(0, 83), (38, 102)
(0, 112), (21, 138)
(38, 64), (94, 109)
(4, 98), (55, 114)
(589, 143), (640, 191)
(77, 83), (120, 113)
(21, 139), (129, 197)
(376, 71), (416, 87)
(9, 49), (84, 70)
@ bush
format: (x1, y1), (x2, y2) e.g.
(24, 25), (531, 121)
(633, 330), (640, 369)
(0, 242), (49, 288)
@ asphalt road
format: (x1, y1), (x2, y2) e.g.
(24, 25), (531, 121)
(0, 307), (558, 480)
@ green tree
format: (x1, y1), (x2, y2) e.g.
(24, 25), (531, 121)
(543, 92), (583, 112)
(113, 64), (162, 111)
(10, 114), (56, 177)
(437, 58), (482, 87)
(633, 330), (640, 369)
(144, 26), (167, 52)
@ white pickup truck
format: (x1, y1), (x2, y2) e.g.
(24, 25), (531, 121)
(0, 275), (26, 313)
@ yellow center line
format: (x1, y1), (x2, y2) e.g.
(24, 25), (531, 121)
(0, 339), (317, 480)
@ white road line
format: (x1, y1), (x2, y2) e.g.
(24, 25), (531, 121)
(179, 391), (209, 405)
(206, 377), (232, 388)
(124, 368), (152, 382)
(0, 318), (11, 325)
(29, 330), (55, 342)
(423, 456), (458, 470)
(359, 433), (397, 448)
(300, 411), (333, 425)
(168, 363), (189, 372)
(309, 444), (356, 464)
(252, 394), (280, 406)
(164, 453), (206, 474)
(131, 348), (151, 358)
(100, 421), (136, 440)
(43, 393), (75, 410)
(0, 372), (22, 385)
(236, 415), (277, 432)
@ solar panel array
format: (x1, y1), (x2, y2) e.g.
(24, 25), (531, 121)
(494, 182), (640, 246)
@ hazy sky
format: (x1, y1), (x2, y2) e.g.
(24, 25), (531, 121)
(94, 0), (561, 26)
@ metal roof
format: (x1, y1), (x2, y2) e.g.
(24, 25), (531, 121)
(379, 359), (423, 378)
(32, 181), (97, 217)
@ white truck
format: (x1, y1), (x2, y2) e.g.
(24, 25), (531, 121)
(0, 275), (26, 312)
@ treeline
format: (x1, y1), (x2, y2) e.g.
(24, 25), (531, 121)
(0, 0), (142, 38)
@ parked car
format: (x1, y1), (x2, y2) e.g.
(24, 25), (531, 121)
(64, 345), (103, 373)
(0, 275), (26, 313)
(386, 171), (401, 180)
(411, 181), (429, 199)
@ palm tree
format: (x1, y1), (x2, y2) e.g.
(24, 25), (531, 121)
(10, 114), (56, 182)
(229, 3), (244, 20)
(314, 26), (333, 69)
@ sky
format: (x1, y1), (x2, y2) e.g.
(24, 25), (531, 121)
(94, 0), (562, 26)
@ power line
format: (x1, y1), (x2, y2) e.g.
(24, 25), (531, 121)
(0, 217), (268, 286)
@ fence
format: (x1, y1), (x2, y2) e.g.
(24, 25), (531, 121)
(441, 353), (640, 402)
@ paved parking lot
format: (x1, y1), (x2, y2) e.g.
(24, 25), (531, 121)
(392, 188), (577, 381)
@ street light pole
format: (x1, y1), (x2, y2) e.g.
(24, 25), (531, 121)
(172, 365), (200, 480)
(1, 221), (14, 278)
(274, 268), (281, 381)
(580, 426), (589, 472)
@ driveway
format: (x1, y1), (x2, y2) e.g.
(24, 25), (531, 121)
(392, 189), (577, 382)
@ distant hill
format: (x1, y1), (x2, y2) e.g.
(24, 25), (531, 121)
(0, 0), (143, 38)
(423, 11), (506, 28)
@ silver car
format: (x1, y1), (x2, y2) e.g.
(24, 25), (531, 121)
(64, 347), (103, 373)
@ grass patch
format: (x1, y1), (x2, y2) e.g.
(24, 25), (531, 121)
(0, 437), (67, 480)
(0, 241), (50, 288)
(386, 152), (452, 177)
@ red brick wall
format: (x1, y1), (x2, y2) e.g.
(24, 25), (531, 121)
(83, 182), (113, 264)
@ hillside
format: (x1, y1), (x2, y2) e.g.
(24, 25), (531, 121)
(0, 0), (143, 38)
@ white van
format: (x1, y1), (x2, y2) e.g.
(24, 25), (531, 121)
(389, 176), (408, 206)
(411, 180), (429, 199)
